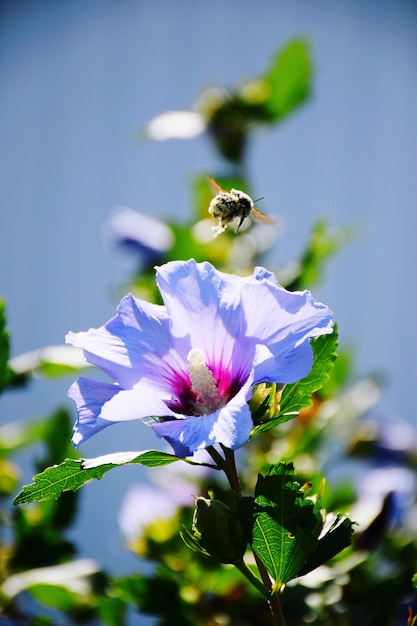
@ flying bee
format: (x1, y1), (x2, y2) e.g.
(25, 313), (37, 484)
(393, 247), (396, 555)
(206, 176), (276, 238)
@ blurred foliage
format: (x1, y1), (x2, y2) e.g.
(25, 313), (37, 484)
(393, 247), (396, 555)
(1, 36), (416, 626)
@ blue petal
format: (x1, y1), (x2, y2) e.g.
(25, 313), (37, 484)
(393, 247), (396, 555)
(68, 377), (121, 447)
(151, 388), (254, 456)
(252, 341), (314, 385)
(240, 274), (333, 369)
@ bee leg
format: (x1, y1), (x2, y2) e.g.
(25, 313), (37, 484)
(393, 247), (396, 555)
(234, 216), (246, 234)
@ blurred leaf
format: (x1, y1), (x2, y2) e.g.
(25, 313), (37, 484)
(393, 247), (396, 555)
(115, 572), (195, 626)
(14, 451), (185, 504)
(28, 583), (84, 611)
(9, 344), (90, 379)
(261, 38), (311, 121)
(11, 495), (77, 570)
(1, 558), (99, 602)
(254, 327), (338, 435)
(0, 420), (49, 459)
(30, 617), (53, 626)
(36, 407), (79, 471)
(0, 458), (19, 495)
(0, 299), (13, 392)
(251, 463), (317, 589)
(285, 220), (356, 291)
(98, 594), (127, 626)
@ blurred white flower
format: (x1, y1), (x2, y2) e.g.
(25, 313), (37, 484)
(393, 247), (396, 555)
(144, 110), (206, 141)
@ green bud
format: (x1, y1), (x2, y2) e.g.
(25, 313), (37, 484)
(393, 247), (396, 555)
(192, 497), (247, 564)
(249, 382), (284, 425)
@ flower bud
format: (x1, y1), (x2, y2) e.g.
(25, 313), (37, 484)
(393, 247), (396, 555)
(192, 497), (247, 564)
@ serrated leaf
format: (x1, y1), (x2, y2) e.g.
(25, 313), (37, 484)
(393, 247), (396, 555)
(13, 451), (182, 504)
(298, 514), (354, 577)
(251, 463), (318, 589)
(262, 38), (311, 121)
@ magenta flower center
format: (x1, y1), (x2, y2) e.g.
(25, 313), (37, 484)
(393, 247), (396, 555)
(164, 348), (245, 417)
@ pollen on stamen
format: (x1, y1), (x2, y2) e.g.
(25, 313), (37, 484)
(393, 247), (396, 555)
(187, 349), (223, 414)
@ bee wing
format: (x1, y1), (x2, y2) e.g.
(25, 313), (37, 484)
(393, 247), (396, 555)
(206, 175), (228, 195)
(251, 206), (277, 225)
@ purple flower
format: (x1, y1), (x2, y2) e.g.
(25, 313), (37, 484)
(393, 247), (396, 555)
(66, 259), (333, 456)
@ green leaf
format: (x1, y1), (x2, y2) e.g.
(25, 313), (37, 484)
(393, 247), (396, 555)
(0, 420), (49, 459)
(191, 497), (247, 563)
(262, 38), (311, 121)
(0, 299), (11, 392)
(298, 513), (354, 577)
(36, 407), (79, 470)
(13, 450), (183, 504)
(250, 463), (318, 589)
(9, 344), (90, 379)
(285, 220), (357, 291)
(28, 584), (84, 611)
(280, 326), (338, 414)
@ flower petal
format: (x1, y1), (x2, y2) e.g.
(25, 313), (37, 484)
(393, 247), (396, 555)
(251, 341), (314, 385)
(99, 383), (174, 422)
(68, 377), (121, 447)
(66, 294), (187, 391)
(156, 260), (255, 383)
(240, 272), (333, 361)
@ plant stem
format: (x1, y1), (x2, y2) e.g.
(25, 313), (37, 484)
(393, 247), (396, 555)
(209, 446), (286, 626)
(206, 445), (225, 468)
(234, 559), (270, 599)
(253, 551), (286, 626)
(220, 444), (242, 494)
(268, 594), (287, 626)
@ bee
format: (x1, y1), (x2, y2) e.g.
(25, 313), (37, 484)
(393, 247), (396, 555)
(206, 176), (276, 238)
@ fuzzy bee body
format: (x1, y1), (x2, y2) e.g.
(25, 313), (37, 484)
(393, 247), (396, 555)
(206, 176), (275, 238)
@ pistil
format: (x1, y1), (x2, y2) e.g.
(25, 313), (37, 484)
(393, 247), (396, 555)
(187, 349), (223, 414)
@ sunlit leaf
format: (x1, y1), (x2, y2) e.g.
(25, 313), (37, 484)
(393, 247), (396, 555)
(279, 327), (338, 416)
(14, 451), (183, 504)
(298, 513), (354, 577)
(9, 344), (90, 379)
(251, 463), (317, 589)
(261, 38), (311, 121)
(0, 420), (48, 458)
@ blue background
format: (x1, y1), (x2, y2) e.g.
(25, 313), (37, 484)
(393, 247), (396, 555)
(1, 0), (416, 582)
